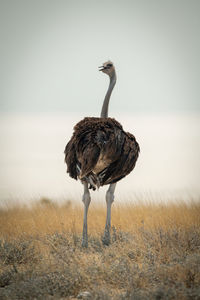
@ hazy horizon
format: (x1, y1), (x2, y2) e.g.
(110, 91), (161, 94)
(0, 112), (199, 206)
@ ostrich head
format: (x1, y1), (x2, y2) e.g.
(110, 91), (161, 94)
(99, 61), (115, 77)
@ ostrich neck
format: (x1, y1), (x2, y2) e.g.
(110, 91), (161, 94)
(100, 72), (116, 118)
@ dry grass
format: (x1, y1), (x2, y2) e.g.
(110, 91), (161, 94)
(0, 198), (200, 299)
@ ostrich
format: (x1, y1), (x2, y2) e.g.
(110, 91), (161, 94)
(64, 61), (140, 247)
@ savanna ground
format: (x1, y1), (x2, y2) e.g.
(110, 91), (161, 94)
(0, 198), (200, 300)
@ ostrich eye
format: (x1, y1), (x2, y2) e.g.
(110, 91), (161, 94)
(107, 63), (113, 67)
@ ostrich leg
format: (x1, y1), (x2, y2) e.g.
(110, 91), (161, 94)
(82, 182), (91, 247)
(102, 183), (116, 245)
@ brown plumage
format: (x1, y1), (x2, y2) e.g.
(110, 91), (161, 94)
(64, 117), (140, 190)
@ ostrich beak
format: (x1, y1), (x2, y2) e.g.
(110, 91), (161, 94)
(98, 66), (105, 71)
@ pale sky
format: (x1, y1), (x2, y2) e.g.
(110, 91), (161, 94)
(0, 0), (200, 114)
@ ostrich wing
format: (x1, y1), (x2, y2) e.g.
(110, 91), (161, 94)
(64, 139), (79, 179)
(64, 127), (101, 180)
(98, 132), (140, 185)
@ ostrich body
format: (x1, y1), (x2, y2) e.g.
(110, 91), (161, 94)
(64, 61), (140, 247)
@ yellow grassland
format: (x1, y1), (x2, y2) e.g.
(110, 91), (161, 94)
(0, 199), (200, 299)
(0, 199), (199, 238)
